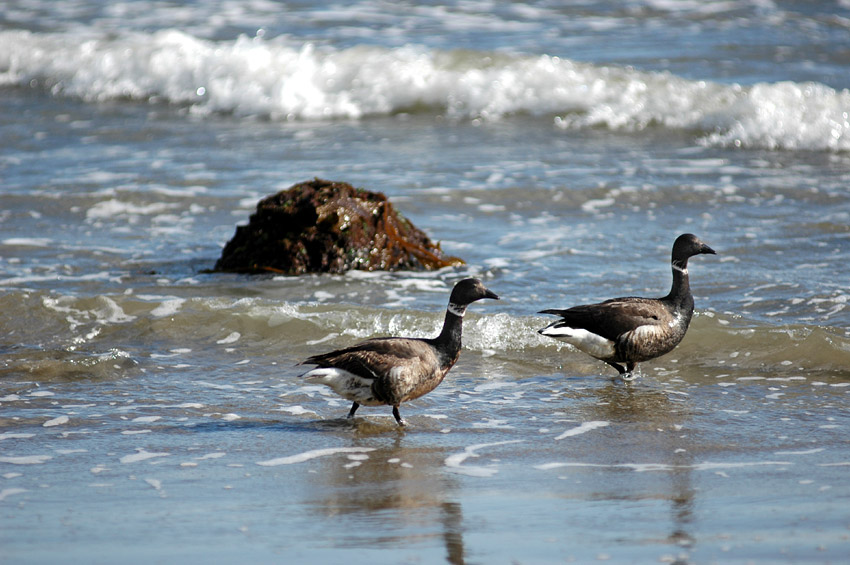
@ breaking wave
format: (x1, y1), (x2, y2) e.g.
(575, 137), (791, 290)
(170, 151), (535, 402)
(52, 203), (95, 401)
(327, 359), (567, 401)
(2, 29), (848, 152)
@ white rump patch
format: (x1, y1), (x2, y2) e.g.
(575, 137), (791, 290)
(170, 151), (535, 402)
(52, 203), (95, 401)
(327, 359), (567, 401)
(301, 367), (380, 405)
(539, 326), (615, 359)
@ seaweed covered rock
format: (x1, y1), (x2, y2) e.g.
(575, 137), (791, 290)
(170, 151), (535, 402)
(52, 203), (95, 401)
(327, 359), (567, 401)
(213, 178), (464, 275)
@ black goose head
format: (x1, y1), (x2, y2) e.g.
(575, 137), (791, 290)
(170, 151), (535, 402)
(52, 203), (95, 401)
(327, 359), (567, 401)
(449, 278), (499, 308)
(671, 233), (716, 268)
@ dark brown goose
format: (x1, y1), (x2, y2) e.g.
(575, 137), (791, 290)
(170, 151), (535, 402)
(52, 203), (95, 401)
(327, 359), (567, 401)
(299, 278), (499, 425)
(538, 233), (716, 378)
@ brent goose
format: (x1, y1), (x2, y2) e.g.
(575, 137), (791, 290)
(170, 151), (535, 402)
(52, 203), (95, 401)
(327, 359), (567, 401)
(538, 233), (716, 378)
(299, 278), (499, 425)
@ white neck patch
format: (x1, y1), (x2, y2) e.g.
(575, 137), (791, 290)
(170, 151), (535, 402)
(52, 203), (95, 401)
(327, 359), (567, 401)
(671, 263), (688, 275)
(448, 302), (467, 317)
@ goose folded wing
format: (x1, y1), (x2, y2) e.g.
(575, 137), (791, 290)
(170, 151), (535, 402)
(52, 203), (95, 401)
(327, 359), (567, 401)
(543, 298), (672, 341)
(303, 338), (435, 381)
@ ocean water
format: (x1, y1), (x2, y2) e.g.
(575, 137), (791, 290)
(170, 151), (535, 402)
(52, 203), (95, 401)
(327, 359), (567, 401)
(2, 1), (850, 563)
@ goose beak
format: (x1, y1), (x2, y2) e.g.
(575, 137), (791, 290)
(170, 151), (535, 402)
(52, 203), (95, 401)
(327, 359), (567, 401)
(701, 243), (717, 255)
(484, 288), (500, 300)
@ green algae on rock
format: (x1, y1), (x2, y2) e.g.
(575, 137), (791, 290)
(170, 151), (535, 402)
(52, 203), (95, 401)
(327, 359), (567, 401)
(213, 178), (465, 275)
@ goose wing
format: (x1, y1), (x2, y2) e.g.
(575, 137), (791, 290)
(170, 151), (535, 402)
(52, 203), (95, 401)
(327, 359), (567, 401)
(303, 337), (438, 381)
(540, 298), (673, 341)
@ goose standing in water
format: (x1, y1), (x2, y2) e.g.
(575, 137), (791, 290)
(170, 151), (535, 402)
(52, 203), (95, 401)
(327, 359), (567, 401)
(300, 278), (499, 425)
(538, 234), (716, 378)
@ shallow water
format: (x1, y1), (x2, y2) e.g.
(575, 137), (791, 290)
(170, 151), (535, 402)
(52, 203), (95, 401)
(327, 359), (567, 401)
(2, 1), (850, 563)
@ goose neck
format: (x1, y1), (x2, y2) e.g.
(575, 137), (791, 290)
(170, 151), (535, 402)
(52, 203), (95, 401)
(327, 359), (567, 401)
(667, 259), (692, 303)
(436, 307), (464, 355)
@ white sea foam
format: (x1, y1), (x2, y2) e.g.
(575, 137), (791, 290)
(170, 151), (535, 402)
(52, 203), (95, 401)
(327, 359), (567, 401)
(0, 455), (52, 465)
(535, 460), (793, 472)
(472, 418), (513, 429)
(145, 478), (166, 497)
(43, 415), (70, 427)
(0, 488), (28, 502)
(120, 448), (170, 464)
(473, 382), (518, 393)
(196, 381), (234, 390)
(444, 440), (522, 477)
(1, 238), (52, 247)
(150, 298), (186, 318)
(305, 333), (338, 346)
(0, 433), (35, 441)
(554, 420), (609, 440)
(43, 294), (136, 327)
(85, 199), (176, 220)
(463, 313), (559, 353)
(774, 448), (825, 456)
(278, 406), (317, 416)
(257, 447), (376, 466)
(1, 29), (847, 152)
(216, 331), (241, 344)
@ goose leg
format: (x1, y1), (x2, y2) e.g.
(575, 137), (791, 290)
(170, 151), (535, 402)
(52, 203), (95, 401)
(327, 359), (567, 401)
(347, 402), (360, 419)
(607, 361), (627, 375)
(392, 406), (406, 426)
(622, 362), (638, 381)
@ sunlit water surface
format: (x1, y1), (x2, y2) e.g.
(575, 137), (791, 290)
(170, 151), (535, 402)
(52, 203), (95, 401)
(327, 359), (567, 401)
(2, 1), (850, 563)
